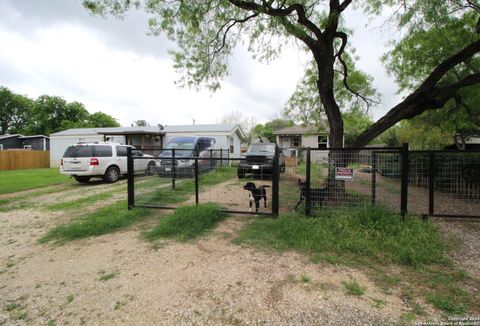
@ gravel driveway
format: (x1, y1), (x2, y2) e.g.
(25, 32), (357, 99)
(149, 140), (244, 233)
(1, 180), (478, 325)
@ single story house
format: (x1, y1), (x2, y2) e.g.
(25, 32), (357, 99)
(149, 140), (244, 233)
(273, 124), (344, 150)
(0, 134), (50, 151)
(49, 124), (245, 167)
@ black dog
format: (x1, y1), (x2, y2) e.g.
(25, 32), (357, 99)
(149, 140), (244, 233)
(243, 182), (270, 212)
(294, 179), (327, 210)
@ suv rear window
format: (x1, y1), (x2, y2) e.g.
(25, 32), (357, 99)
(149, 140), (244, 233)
(63, 145), (93, 158)
(63, 145), (113, 157)
(94, 145), (112, 157)
(116, 146), (128, 157)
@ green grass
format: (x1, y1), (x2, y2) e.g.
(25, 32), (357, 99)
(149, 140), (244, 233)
(237, 205), (448, 266)
(98, 272), (118, 282)
(145, 204), (228, 241)
(235, 206), (479, 315)
(40, 201), (150, 243)
(39, 168), (233, 243)
(295, 163), (326, 184)
(0, 168), (72, 195)
(44, 191), (114, 211)
(342, 279), (366, 296)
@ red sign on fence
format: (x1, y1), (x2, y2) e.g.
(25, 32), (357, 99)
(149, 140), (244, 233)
(335, 167), (354, 181)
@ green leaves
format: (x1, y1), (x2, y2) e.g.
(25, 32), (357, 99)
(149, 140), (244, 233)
(0, 86), (120, 135)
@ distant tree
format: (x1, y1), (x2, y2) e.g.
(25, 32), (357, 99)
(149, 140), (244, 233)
(252, 118), (294, 142)
(220, 110), (257, 143)
(0, 86), (33, 134)
(88, 112), (120, 127)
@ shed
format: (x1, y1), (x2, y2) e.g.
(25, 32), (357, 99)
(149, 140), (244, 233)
(0, 134), (49, 151)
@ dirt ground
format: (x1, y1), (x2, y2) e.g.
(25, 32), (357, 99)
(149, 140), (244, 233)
(0, 177), (479, 325)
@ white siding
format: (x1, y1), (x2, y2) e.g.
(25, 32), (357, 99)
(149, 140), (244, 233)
(49, 134), (125, 167)
(301, 135), (320, 148)
(163, 131), (242, 157)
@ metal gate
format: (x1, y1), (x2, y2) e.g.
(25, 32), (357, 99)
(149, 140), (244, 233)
(127, 147), (279, 216)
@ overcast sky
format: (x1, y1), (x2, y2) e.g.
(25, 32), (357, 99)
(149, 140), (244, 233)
(0, 0), (402, 127)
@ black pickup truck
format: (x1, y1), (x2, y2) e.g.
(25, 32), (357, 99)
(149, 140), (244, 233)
(237, 143), (285, 179)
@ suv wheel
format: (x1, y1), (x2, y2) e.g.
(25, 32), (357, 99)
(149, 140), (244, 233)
(74, 176), (91, 183)
(104, 166), (120, 183)
(146, 161), (156, 176)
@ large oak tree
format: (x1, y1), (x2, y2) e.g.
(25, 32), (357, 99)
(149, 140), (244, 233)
(83, 0), (480, 148)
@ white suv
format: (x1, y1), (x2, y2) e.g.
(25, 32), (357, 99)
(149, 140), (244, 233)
(60, 142), (157, 183)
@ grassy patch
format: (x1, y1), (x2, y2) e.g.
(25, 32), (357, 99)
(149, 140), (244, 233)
(145, 204), (227, 241)
(0, 168), (72, 195)
(40, 201), (150, 243)
(5, 302), (20, 311)
(237, 206), (447, 266)
(236, 206), (479, 315)
(300, 274), (311, 283)
(44, 191), (113, 211)
(99, 272), (118, 282)
(342, 279), (366, 296)
(295, 163), (326, 184)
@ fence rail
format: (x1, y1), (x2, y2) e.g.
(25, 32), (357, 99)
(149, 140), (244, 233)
(0, 150), (50, 171)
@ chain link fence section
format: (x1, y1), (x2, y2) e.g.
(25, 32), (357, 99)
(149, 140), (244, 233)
(280, 147), (403, 215)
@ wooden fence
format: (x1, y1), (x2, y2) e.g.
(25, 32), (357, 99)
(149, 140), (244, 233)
(0, 150), (50, 171)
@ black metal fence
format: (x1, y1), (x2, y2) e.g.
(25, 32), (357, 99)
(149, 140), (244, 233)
(126, 145), (480, 219)
(127, 147), (279, 216)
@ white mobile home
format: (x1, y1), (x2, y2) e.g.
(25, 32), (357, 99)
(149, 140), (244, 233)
(49, 124), (245, 167)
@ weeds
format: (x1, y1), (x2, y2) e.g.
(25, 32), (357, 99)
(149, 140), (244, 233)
(99, 272), (118, 282)
(145, 204), (227, 241)
(40, 201), (150, 243)
(342, 279), (366, 296)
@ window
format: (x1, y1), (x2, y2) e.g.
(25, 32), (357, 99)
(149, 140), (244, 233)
(228, 136), (234, 153)
(292, 137), (300, 147)
(198, 139), (211, 151)
(0, 144), (3, 150)
(94, 145), (113, 157)
(63, 145), (93, 158)
(116, 146), (128, 157)
(318, 135), (328, 149)
(23, 145), (32, 150)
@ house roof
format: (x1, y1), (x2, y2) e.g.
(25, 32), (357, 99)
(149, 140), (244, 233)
(273, 125), (328, 135)
(164, 124), (246, 139)
(18, 135), (49, 139)
(0, 134), (22, 140)
(50, 124), (246, 139)
(51, 126), (166, 136)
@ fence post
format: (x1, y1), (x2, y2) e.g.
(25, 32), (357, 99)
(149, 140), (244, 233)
(428, 152), (435, 218)
(171, 148), (176, 190)
(210, 149), (213, 170)
(371, 151), (376, 206)
(220, 149), (223, 167)
(272, 146), (280, 217)
(194, 157), (199, 205)
(305, 147), (312, 216)
(127, 147), (134, 210)
(400, 143), (409, 218)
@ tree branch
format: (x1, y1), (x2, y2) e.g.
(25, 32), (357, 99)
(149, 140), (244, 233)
(334, 32), (378, 109)
(227, 0), (323, 40)
(209, 13), (258, 58)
